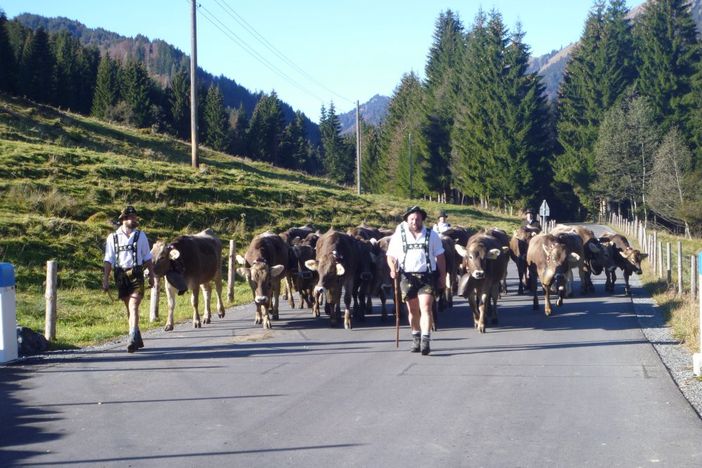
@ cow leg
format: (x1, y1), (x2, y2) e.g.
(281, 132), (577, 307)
(344, 287), (353, 330)
(624, 271), (631, 296)
(164, 281), (177, 331)
(214, 274), (225, 318)
(191, 289), (201, 328)
(286, 276), (295, 309)
(490, 283), (499, 325)
(468, 292), (480, 329)
(517, 260), (525, 295)
(476, 289), (488, 333)
(261, 303), (272, 329)
(380, 290), (387, 321)
(201, 283), (212, 325)
(543, 284), (552, 316)
(529, 265), (539, 311)
(565, 268), (574, 298)
(272, 279), (281, 320)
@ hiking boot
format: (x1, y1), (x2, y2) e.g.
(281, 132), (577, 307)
(420, 336), (431, 356)
(410, 334), (421, 353)
(127, 331), (140, 353)
(135, 329), (144, 349)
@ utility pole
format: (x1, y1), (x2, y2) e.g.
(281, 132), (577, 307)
(408, 132), (413, 195)
(190, 0), (199, 168)
(356, 100), (361, 195)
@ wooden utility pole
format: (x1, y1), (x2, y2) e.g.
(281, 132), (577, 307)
(45, 260), (57, 341)
(356, 100), (361, 195)
(190, 0), (199, 168)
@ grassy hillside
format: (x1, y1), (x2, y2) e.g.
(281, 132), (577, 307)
(0, 93), (518, 349)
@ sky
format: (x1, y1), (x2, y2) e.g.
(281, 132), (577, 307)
(1, 0), (641, 122)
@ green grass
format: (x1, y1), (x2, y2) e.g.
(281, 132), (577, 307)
(0, 94), (519, 349)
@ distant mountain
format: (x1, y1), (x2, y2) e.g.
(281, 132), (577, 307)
(530, 0), (702, 99)
(338, 94), (390, 135)
(13, 13), (320, 143)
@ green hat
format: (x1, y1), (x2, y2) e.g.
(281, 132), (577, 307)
(438, 210), (448, 218)
(402, 205), (427, 221)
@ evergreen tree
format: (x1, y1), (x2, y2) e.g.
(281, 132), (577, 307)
(227, 104), (249, 156)
(121, 60), (153, 127)
(0, 11), (17, 93)
(377, 73), (429, 196)
(634, 0), (700, 136)
(247, 91), (285, 163)
(422, 10), (465, 201)
(451, 10), (551, 204)
(554, 0), (635, 213)
(74, 46), (99, 114)
(203, 84), (228, 151)
(18, 27), (53, 103)
(91, 54), (119, 119)
(51, 30), (80, 109)
(168, 68), (190, 139)
(359, 121), (383, 193)
(319, 101), (355, 184)
(278, 111), (311, 170)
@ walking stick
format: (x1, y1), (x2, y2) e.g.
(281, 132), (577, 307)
(393, 269), (401, 348)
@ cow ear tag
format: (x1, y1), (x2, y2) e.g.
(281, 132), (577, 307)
(169, 248), (181, 260)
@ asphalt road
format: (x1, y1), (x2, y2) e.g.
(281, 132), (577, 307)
(2, 225), (701, 467)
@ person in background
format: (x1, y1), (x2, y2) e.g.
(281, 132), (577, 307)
(432, 209), (451, 234)
(523, 208), (542, 233)
(102, 206), (155, 353)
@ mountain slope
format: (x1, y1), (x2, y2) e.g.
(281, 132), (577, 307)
(338, 95), (391, 134)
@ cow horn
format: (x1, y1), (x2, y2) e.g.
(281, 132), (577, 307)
(304, 259), (318, 271)
(169, 248), (181, 260)
(487, 248), (502, 260)
(570, 252), (581, 261)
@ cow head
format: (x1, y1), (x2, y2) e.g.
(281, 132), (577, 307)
(455, 241), (507, 280)
(237, 256), (285, 305)
(619, 247), (647, 274)
(588, 239), (614, 275)
(306, 251), (346, 302)
(540, 240), (575, 292)
(150, 240), (185, 277)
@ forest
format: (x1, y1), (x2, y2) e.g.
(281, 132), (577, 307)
(2, 0), (702, 234)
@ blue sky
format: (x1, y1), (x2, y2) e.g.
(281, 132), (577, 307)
(1, 0), (641, 122)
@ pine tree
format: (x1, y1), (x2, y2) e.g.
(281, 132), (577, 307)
(74, 46), (99, 114)
(18, 28), (54, 103)
(359, 121), (383, 193)
(634, 0), (700, 136)
(319, 101), (355, 184)
(422, 10), (465, 201)
(91, 54), (119, 119)
(203, 84), (228, 151)
(278, 111), (310, 170)
(168, 68), (190, 139)
(121, 60), (153, 127)
(51, 30), (80, 109)
(227, 104), (249, 156)
(0, 11), (16, 93)
(554, 0), (635, 213)
(247, 91), (285, 163)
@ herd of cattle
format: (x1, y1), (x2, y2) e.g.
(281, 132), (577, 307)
(146, 222), (648, 334)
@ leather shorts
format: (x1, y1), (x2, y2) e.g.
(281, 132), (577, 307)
(114, 266), (145, 299)
(400, 271), (436, 301)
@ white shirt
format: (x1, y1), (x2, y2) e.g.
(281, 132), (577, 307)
(432, 221), (451, 234)
(104, 228), (153, 268)
(387, 222), (445, 273)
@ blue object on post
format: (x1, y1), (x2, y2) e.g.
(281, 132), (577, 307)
(0, 262), (18, 363)
(699, 252), (702, 275)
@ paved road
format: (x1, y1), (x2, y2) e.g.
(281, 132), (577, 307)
(2, 225), (701, 467)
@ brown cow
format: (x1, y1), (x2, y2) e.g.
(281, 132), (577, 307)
(151, 228), (226, 331)
(438, 235), (458, 311)
(287, 243), (318, 312)
(455, 232), (510, 333)
(526, 233), (579, 316)
(510, 226), (537, 295)
(599, 232), (648, 296)
(236, 232), (288, 329)
(304, 229), (359, 329)
(551, 226), (588, 296)
(570, 225), (613, 293)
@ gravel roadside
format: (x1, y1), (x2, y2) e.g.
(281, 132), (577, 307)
(630, 274), (702, 419)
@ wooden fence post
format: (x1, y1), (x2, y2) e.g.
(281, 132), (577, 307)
(691, 255), (697, 299)
(227, 238), (236, 303)
(657, 241), (663, 279)
(694, 252), (702, 376)
(652, 231), (657, 278)
(677, 241), (683, 295)
(149, 276), (160, 322)
(666, 242), (672, 285)
(44, 260), (57, 341)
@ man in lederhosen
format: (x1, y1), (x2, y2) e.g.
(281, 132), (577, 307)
(387, 205), (446, 355)
(102, 206), (155, 353)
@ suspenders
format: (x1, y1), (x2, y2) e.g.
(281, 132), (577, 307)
(400, 226), (432, 273)
(113, 229), (141, 268)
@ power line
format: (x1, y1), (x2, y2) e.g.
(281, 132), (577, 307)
(211, 0), (354, 105)
(195, 1), (328, 107)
